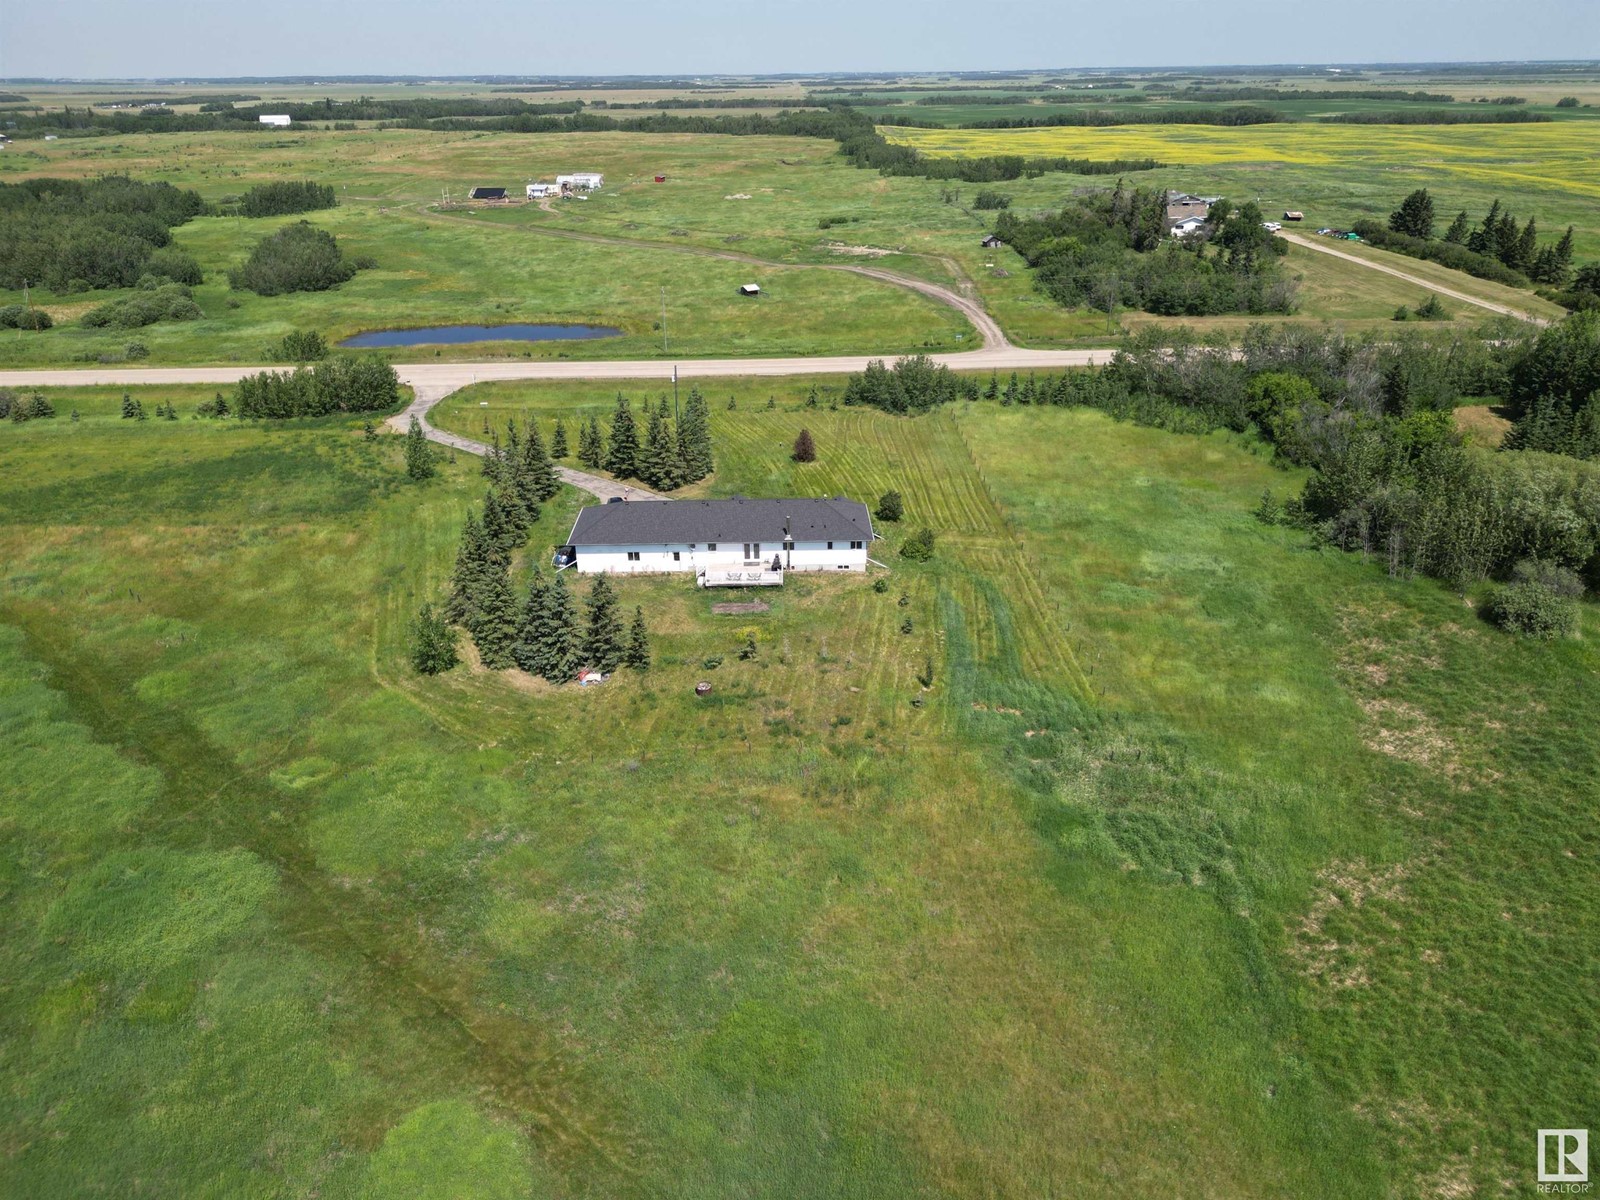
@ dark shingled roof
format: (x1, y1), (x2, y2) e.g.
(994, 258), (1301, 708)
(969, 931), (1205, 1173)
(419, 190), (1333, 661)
(568, 497), (873, 547)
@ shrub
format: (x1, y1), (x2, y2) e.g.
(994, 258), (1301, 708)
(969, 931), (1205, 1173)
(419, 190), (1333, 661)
(124, 342), (149, 359)
(409, 603), (459, 674)
(1510, 558), (1586, 598)
(792, 428), (817, 463)
(1414, 294), (1449, 320)
(238, 180), (337, 218)
(1556, 97), (1580, 108)
(145, 246), (204, 285)
(0, 304), (52, 330)
(876, 489), (904, 522)
(274, 330), (329, 361)
(900, 527), (936, 562)
(229, 221), (356, 296)
(1487, 580), (1579, 638)
(82, 284), (201, 329)
(973, 190), (1012, 210)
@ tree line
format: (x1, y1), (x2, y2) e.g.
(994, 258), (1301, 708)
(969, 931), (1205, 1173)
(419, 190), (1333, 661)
(235, 181), (338, 218)
(420, 477), (650, 680)
(0, 175), (204, 291)
(841, 319), (1600, 634)
(1374, 188), (1578, 288)
(569, 391), (714, 491)
(232, 357), (400, 418)
(996, 184), (1297, 317)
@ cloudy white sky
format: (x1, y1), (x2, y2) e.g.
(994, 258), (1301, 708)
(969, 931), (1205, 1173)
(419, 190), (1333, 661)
(4, 0), (1597, 78)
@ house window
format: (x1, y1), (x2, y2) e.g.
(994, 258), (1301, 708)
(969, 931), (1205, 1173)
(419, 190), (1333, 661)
(627, 552), (641, 562)
(827, 541), (834, 550)
(850, 541), (863, 550)
(673, 551), (681, 562)
(707, 543), (716, 551)
(743, 543), (760, 560)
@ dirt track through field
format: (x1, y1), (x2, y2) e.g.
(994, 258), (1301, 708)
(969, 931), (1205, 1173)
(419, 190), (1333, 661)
(417, 205), (1010, 348)
(1279, 231), (1550, 324)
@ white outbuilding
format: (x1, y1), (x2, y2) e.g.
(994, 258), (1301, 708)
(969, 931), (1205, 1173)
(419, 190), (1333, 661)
(556, 172), (603, 192)
(526, 182), (555, 198)
(258, 114), (292, 127)
(560, 497), (875, 584)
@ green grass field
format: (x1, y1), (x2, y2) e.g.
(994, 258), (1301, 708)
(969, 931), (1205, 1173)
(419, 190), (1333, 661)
(2, 380), (1596, 1196)
(0, 117), (1586, 367)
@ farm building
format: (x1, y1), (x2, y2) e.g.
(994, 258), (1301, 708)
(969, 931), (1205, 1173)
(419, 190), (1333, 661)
(560, 497), (875, 584)
(1170, 215), (1207, 238)
(526, 182), (555, 198)
(468, 186), (509, 202)
(556, 172), (604, 192)
(258, 114), (291, 127)
(1284, 211), (1305, 221)
(738, 283), (762, 296)
(981, 234), (1003, 248)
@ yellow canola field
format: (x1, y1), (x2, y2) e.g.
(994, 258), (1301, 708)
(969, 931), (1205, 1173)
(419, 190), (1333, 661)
(882, 122), (1600, 201)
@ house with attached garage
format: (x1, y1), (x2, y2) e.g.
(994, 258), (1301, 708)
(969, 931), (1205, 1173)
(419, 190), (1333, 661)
(559, 497), (875, 586)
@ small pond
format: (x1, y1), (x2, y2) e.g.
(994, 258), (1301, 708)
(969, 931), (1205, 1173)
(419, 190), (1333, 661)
(339, 323), (622, 348)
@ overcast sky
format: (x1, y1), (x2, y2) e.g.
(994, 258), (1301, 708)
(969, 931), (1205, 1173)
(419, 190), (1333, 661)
(4, 0), (1597, 78)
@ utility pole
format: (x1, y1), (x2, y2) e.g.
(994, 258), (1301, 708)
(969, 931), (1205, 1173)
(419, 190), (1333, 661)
(660, 285), (668, 355)
(673, 365), (679, 425)
(18, 280), (27, 341)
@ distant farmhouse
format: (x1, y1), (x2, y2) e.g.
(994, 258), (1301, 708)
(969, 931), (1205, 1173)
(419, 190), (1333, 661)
(556, 172), (604, 193)
(258, 114), (291, 127)
(560, 497), (874, 586)
(526, 182), (555, 198)
(1166, 193), (1215, 237)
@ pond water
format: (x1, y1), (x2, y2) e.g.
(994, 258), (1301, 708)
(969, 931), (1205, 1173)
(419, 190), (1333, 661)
(339, 323), (622, 348)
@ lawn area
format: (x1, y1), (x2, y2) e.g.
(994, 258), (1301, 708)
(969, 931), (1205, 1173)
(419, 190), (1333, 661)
(3, 376), (1596, 1197)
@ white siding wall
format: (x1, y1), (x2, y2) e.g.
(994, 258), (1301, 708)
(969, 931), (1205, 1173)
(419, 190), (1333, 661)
(575, 540), (868, 575)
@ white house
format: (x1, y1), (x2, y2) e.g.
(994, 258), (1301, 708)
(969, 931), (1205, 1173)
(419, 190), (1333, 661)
(556, 172), (603, 192)
(526, 182), (555, 198)
(1171, 215), (1207, 238)
(258, 114), (292, 127)
(561, 497), (875, 584)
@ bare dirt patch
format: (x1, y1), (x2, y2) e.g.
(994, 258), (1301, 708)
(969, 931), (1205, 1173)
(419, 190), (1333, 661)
(1290, 858), (1409, 991)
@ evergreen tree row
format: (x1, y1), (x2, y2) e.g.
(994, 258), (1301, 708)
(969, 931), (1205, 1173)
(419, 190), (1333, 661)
(574, 392), (713, 490)
(1383, 188), (1577, 286)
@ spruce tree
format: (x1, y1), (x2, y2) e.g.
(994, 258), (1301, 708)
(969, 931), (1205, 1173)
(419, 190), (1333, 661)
(1467, 199), (1501, 255)
(876, 490), (905, 522)
(521, 421), (560, 502)
(446, 512), (502, 625)
(1443, 210), (1470, 244)
(1554, 226), (1576, 281)
(1388, 188), (1435, 239)
(534, 572), (582, 683)
(1515, 217), (1539, 273)
(583, 575), (626, 672)
(469, 563), (520, 669)
(483, 430), (503, 482)
(481, 489), (520, 556)
(792, 427), (817, 463)
(676, 389), (714, 481)
(552, 418), (569, 459)
(513, 568), (551, 673)
(623, 606), (651, 671)
(410, 602), (459, 675)
(121, 392), (137, 419)
(605, 396), (640, 479)
(640, 405), (683, 490)
(405, 415), (436, 480)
